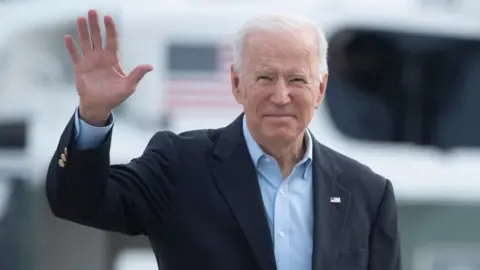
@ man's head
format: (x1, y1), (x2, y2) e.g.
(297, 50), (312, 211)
(231, 13), (329, 147)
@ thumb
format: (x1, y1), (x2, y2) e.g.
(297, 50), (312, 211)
(126, 64), (153, 87)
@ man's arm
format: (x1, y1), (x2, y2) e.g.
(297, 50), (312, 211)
(45, 109), (178, 235)
(368, 180), (402, 270)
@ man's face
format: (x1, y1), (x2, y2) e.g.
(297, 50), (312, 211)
(231, 29), (328, 145)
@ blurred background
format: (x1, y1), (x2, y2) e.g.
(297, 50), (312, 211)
(1, 0), (480, 269)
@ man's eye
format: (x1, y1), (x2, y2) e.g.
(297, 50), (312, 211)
(258, 76), (272, 81)
(291, 78), (306, 83)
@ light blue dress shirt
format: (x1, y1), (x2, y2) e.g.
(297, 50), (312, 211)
(74, 109), (314, 270)
(241, 116), (314, 270)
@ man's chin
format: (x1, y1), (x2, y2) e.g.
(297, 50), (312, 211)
(262, 129), (296, 143)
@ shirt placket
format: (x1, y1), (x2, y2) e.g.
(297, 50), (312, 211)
(274, 178), (291, 269)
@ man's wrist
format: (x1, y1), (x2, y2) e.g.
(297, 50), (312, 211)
(78, 106), (111, 127)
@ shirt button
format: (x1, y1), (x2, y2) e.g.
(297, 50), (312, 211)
(279, 188), (285, 195)
(279, 230), (285, 237)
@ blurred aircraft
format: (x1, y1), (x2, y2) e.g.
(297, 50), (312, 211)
(1, 0), (480, 269)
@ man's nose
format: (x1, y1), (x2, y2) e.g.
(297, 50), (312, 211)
(270, 80), (291, 105)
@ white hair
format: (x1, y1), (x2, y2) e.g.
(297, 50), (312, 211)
(233, 13), (329, 77)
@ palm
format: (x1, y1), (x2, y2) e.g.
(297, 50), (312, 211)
(74, 51), (128, 110)
(65, 10), (152, 113)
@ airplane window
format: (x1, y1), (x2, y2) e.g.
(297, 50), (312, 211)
(325, 29), (480, 149)
(167, 43), (218, 73)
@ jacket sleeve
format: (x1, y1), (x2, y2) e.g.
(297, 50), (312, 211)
(45, 112), (178, 235)
(367, 180), (402, 270)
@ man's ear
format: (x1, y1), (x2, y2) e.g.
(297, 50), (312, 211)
(231, 65), (240, 87)
(231, 65), (244, 104)
(315, 73), (329, 108)
(233, 76), (240, 89)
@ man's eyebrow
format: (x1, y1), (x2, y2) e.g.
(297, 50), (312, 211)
(286, 69), (309, 75)
(254, 68), (275, 74)
(252, 67), (310, 75)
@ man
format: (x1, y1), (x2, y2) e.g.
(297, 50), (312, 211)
(46, 9), (401, 270)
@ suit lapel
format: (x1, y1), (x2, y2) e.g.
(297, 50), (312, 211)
(211, 114), (277, 270)
(311, 142), (352, 270)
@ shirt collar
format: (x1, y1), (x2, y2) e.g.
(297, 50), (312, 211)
(242, 115), (313, 177)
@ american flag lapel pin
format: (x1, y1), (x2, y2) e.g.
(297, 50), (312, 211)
(330, 197), (341, 204)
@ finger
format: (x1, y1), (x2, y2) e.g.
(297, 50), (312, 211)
(64, 35), (81, 64)
(76, 16), (93, 54)
(88, 10), (103, 50)
(104, 15), (119, 53)
(126, 65), (153, 88)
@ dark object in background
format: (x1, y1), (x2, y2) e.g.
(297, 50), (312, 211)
(0, 120), (27, 150)
(0, 120), (31, 269)
(343, 32), (403, 96)
(326, 29), (480, 149)
(0, 177), (33, 270)
(326, 31), (405, 142)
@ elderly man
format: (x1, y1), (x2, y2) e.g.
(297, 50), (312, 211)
(46, 9), (401, 270)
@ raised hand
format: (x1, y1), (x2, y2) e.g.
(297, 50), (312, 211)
(65, 9), (153, 125)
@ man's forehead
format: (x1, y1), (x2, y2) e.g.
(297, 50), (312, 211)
(244, 46), (317, 70)
(244, 33), (317, 62)
(245, 28), (316, 48)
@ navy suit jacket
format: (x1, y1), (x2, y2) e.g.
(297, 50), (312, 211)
(46, 112), (401, 270)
